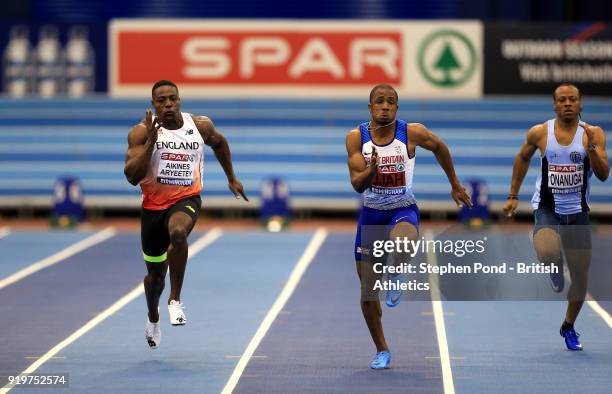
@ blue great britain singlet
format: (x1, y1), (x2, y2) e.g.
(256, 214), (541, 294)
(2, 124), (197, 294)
(531, 119), (592, 214)
(359, 119), (416, 210)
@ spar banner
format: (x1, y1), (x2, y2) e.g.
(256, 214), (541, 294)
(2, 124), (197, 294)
(485, 22), (612, 95)
(109, 19), (482, 98)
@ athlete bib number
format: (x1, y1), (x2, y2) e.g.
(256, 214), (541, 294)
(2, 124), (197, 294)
(157, 152), (196, 186)
(548, 164), (583, 194)
(371, 171), (406, 195)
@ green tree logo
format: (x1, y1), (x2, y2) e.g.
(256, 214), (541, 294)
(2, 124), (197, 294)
(418, 30), (477, 88)
(434, 42), (461, 86)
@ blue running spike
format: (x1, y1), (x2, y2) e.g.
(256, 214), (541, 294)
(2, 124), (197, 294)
(386, 273), (403, 308)
(561, 326), (583, 351)
(549, 263), (564, 293)
(370, 351), (391, 369)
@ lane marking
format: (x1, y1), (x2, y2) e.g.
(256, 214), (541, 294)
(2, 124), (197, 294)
(221, 228), (328, 394)
(425, 229), (455, 394)
(528, 231), (612, 329)
(0, 227), (116, 291)
(586, 297), (612, 329)
(0, 228), (223, 393)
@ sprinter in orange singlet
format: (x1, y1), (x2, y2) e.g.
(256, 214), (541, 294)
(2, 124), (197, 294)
(124, 80), (247, 349)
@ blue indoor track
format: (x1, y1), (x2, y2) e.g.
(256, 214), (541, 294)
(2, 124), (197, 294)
(0, 228), (611, 393)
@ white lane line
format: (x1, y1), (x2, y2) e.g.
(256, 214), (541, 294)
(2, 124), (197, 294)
(221, 228), (328, 394)
(0, 227), (116, 291)
(586, 297), (612, 329)
(425, 229), (456, 394)
(0, 227), (223, 393)
(0, 226), (10, 239)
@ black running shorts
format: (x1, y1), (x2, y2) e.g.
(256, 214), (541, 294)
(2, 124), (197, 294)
(140, 195), (201, 263)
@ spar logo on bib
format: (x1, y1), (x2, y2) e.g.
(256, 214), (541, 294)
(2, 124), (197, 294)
(548, 163), (583, 194)
(160, 153), (195, 162)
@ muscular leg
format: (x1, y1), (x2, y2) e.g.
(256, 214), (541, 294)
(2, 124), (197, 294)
(534, 225), (591, 325)
(533, 227), (570, 318)
(167, 211), (193, 303)
(563, 245), (591, 324)
(356, 260), (388, 352)
(389, 222), (419, 270)
(144, 261), (167, 322)
(356, 221), (419, 353)
(533, 227), (562, 270)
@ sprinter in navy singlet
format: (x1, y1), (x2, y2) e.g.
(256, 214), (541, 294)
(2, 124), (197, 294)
(504, 83), (609, 351)
(346, 84), (472, 369)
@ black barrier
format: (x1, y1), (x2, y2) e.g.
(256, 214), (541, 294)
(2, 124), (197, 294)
(484, 22), (612, 96)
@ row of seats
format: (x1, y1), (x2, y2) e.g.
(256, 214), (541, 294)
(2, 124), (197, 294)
(0, 97), (610, 213)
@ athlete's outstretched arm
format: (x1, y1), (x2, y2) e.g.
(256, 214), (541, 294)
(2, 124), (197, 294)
(193, 115), (248, 201)
(124, 109), (160, 186)
(581, 122), (609, 181)
(503, 125), (541, 216)
(409, 123), (472, 208)
(346, 130), (378, 193)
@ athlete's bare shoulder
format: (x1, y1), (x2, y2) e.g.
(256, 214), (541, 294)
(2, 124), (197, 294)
(131, 117), (148, 131)
(346, 127), (360, 139)
(529, 122), (547, 133)
(526, 122), (547, 145)
(407, 122), (430, 144)
(407, 122), (427, 131)
(189, 113), (213, 129)
(189, 113), (212, 124)
(345, 127), (361, 153)
(127, 121), (148, 146)
(188, 113), (214, 140)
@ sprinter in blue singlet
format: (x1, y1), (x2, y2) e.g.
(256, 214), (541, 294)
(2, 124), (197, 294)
(504, 83), (609, 351)
(345, 84), (472, 369)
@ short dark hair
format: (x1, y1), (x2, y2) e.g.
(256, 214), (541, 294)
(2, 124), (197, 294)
(553, 82), (581, 100)
(152, 80), (178, 97)
(369, 83), (398, 103)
